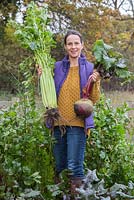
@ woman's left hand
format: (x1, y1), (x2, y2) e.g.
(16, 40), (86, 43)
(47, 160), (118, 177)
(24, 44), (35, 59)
(91, 70), (101, 82)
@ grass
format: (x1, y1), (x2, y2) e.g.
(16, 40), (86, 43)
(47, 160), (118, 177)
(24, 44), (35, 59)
(104, 91), (134, 136)
(0, 91), (14, 101)
(104, 91), (134, 107)
(104, 90), (134, 117)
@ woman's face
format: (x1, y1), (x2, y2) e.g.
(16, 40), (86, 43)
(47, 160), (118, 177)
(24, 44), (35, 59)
(64, 34), (83, 59)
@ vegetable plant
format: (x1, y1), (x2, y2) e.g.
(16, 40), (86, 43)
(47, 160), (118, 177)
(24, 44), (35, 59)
(8, 1), (59, 128)
(0, 58), (55, 199)
(78, 169), (134, 200)
(48, 169), (134, 199)
(92, 39), (132, 80)
(74, 39), (132, 118)
(85, 94), (134, 187)
(74, 39), (133, 118)
(82, 39), (133, 97)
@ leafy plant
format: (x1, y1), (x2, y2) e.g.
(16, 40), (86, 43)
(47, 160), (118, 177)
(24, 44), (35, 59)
(47, 169), (72, 199)
(77, 169), (134, 200)
(85, 94), (134, 187)
(92, 39), (133, 81)
(80, 40), (133, 114)
(8, 1), (57, 110)
(0, 58), (55, 199)
(48, 169), (134, 200)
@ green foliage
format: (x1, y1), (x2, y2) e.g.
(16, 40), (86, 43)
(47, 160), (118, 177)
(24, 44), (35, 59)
(0, 61), (134, 199)
(48, 169), (72, 199)
(92, 39), (132, 81)
(85, 94), (134, 187)
(77, 169), (134, 200)
(0, 57), (55, 199)
(8, 2), (55, 53)
(7, 1), (56, 71)
(48, 169), (134, 200)
(7, 1), (55, 73)
(8, 1), (57, 109)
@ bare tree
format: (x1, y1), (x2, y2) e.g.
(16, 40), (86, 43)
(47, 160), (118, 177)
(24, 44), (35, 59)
(128, 0), (134, 17)
(103, 0), (134, 16)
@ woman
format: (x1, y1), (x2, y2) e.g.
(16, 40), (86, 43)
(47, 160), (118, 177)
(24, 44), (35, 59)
(39, 30), (100, 195)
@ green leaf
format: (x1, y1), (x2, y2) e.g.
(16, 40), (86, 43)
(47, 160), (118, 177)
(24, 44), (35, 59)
(100, 151), (106, 159)
(103, 42), (113, 50)
(29, 42), (38, 50)
(116, 59), (127, 68)
(92, 39), (132, 81)
(20, 189), (40, 198)
(116, 68), (131, 78)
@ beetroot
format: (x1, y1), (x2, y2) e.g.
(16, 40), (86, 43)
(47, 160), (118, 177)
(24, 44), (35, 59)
(74, 98), (93, 118)
(74, 75), (94, 118)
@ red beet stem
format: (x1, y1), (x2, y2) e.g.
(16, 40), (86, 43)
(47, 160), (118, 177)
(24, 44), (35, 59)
(82, 76), (93, 98)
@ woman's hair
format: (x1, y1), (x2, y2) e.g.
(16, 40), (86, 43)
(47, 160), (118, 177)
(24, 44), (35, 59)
(64, 30), (83, 45)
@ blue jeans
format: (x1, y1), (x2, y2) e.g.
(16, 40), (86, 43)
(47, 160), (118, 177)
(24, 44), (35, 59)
(53, 126), (86, 179)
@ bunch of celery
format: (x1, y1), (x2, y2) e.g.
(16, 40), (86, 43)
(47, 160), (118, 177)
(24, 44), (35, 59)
(9, 2), (57, 110)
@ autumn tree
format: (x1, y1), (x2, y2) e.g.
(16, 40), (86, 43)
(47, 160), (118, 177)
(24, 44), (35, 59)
(0, 0), (134, 91)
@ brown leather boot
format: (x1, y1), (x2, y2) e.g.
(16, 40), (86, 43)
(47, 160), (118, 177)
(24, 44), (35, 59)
(70, 178), (82, 196)
(54, 174), (61, 184)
